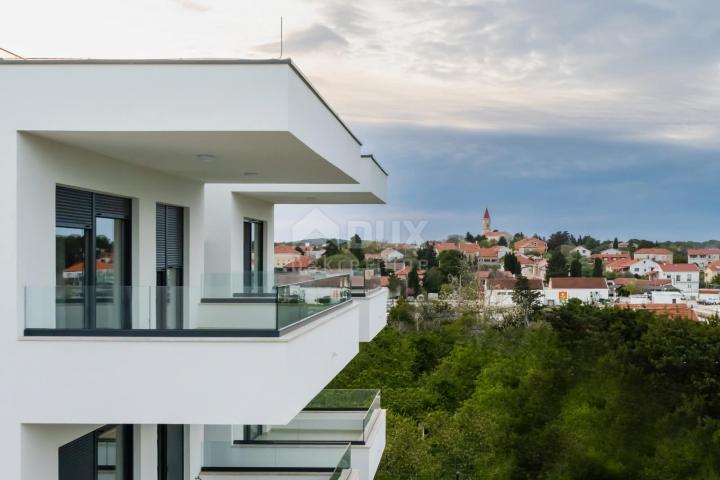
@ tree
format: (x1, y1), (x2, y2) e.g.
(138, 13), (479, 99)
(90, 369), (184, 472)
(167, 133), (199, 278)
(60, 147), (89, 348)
(547, 231), (572, 251)
(437, 250), (465, 280)
(323, 239), (340, 257)
(570, 257), (583, 277)
(416, 242), (438, 269)
(295, 245), (304, 255)
(512, 276), (542, 325)
(546, 250), (568, 279)
(320, 252), (358, 269)
(407, 264), (421, 295)
(423, 266), (444, 293)
(464, 232), (475, 243)
(592, 258), (604, 277)
(613, 237), (619, 249)
(349, 233), (365, 263)
(503, 252), (522, 276)
(378, 260), (388, 276)
(498, 236), (508, 247)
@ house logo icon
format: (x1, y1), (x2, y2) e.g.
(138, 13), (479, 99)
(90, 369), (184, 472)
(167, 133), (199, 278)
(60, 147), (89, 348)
(291, 208), (341, 242)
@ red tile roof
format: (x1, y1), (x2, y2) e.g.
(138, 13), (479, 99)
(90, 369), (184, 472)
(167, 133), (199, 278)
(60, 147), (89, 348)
(282, 256), (313, 269)
(606, 258), (636, 270)
(514, 237), (547, 250)
(434, 242), (457, 252)
(688, 249), (720, 255)
(635, 248), (673, 255)
(274, 244), (299, 254)
(707, 260), (720, 272)
(64, 261), (114, 273)
(478, 247), (502, 258)
(549, 277), (608, 289)
(459, 242), (482, 254)
(592, 253), (632, 262)
(658, 263), (698, 272)
(618, 303), (699, 321)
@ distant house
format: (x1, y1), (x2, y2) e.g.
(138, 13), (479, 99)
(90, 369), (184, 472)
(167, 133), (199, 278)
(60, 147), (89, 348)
(606, 258), (661, 276)
(484, 230), (512, 243)
(363, 253), (383, 262)
(274, 244), (301, 269)
(570, 246), (592, 257)
(281, 255), (314, 271)
(484, 277), (544, 307)
(458, 242), (482, 260)
(433, 242), (457, 255)
(380, 248), (404, 262)
(634, 248), (673, 264)
(651, 263), (699, 295)
(705, 260), (720, 284)
(517, 254), (547, 280)
(592, 252), (632, 263)
(611, 277), (672, 292)
(545, 277), (609, 305)
(601, 248), (622, 255)
(478, 247), (505, 265)
(514, 237), (547, 255)
(688, 249), (720, 268)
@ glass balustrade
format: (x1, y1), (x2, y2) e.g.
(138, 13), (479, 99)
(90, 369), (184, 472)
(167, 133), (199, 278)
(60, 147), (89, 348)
(234, 389), (382, 445)
(24, 272), (352, 335)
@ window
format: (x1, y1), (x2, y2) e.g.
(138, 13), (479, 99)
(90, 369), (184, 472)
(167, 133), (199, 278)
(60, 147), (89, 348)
(55, 186), (131, 329)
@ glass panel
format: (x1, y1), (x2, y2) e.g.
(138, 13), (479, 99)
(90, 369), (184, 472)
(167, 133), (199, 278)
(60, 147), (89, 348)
(276, 274), (352, 330)
(95, 218), (126, 329)
(97, 426), (128, 480)
(56, 227), (87, 329)
(203, 441), (351, 472)
(166, 269), (182, 329)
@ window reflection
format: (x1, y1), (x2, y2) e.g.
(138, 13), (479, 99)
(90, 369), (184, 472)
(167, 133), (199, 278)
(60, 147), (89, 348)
(56, 227), (86, 329)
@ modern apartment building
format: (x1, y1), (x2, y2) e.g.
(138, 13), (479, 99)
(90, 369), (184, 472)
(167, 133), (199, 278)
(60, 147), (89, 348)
(0, 59), (388, 480)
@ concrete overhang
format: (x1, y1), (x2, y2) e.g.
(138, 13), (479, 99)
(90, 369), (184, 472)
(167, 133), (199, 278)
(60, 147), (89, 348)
(2, 59), (387, 185)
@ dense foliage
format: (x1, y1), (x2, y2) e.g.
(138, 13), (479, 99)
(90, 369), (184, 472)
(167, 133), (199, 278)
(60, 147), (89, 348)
(330, 302), (720, 479)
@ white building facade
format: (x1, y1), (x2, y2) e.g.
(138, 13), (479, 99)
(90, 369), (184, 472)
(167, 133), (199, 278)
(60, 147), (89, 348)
(545, 278), (610, 305)
(1, 59), (388, 480)
(654, 263), (700, 296)
(688, 249), (720, 268)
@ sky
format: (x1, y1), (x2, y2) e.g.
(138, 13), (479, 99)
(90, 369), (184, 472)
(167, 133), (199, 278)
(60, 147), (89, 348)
(3, 0), (720, 242)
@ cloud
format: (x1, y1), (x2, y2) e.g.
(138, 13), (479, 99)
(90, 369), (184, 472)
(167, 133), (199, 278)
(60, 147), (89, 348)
(171, 0), (210, 13)
(254, 23), (348, 55)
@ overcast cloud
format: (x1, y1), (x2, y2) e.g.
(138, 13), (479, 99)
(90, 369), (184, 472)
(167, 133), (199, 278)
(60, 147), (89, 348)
(2, 0), (719, 240)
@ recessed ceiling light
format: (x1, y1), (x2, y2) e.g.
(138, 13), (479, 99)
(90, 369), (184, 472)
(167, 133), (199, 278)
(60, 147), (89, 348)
(243, 172), (259, 177)
(197, 154), (215, 163)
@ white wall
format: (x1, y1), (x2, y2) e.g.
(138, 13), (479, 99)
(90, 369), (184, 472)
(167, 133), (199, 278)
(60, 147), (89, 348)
(20, 424), (101, 480)
(204, 186), (275, 276)
(545, 288), (609, 304)
(17, 134), (205, 328)
(356, 289), (389, 342)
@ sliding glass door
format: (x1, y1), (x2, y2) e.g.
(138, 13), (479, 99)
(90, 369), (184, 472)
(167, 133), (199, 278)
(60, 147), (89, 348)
(55, 186), (131, 329)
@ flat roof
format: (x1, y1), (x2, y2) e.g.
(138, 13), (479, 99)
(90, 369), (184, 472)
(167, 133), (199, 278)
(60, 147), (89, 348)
(0, 57), (366, 148)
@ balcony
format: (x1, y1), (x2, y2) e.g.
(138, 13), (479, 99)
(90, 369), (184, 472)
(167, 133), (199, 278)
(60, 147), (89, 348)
(18, 273), (362, 424)
(229, 390), (386, 480)
(201, 442), (354, 479)
(24, 273), (352, 337)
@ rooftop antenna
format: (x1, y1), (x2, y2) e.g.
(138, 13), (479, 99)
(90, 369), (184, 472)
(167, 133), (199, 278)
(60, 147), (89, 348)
(279, 16), (283, 58)
(0, 46), (25, 59)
